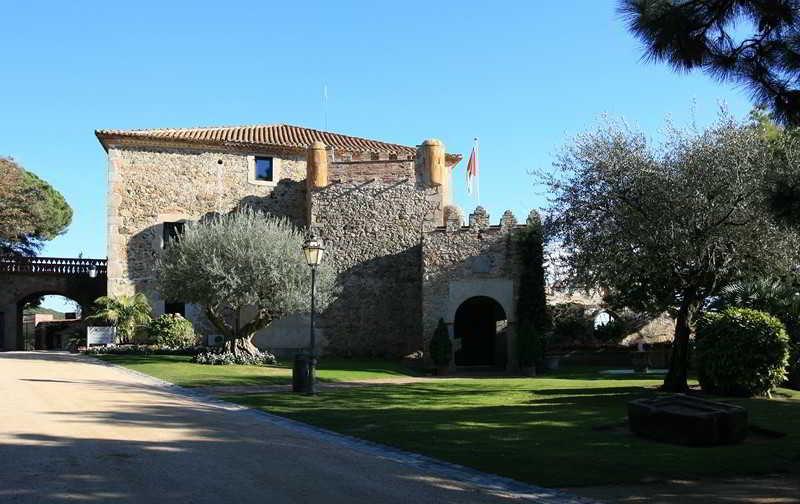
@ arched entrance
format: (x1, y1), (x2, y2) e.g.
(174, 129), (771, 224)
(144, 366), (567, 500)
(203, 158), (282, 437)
(453, 296), (507, 367)
(0, 256), (106, 350)
(17, 293), (86, 350)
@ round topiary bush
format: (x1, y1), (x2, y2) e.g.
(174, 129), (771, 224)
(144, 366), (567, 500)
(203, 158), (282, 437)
(147, 314), (197, 349)
(696, 307), (790, 397)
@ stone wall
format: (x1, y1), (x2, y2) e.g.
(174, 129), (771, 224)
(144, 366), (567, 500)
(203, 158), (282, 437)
(106, 143), (307, 301)
(309, 158), (444, 356)
(421, 207), (523, 362)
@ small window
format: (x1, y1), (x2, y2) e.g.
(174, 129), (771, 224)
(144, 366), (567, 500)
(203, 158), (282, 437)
(254, 157), (274, 182)
(164, 301), (186, 317)
(163, 221), (185, 249)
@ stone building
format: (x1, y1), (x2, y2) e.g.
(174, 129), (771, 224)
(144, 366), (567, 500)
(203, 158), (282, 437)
(96, 124), (529, 367)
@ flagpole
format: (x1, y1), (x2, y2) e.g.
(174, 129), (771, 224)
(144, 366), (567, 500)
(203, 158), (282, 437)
(475, 137), (480, 204)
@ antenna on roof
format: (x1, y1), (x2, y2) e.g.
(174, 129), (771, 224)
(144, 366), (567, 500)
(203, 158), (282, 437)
(323, 83), (328, 131)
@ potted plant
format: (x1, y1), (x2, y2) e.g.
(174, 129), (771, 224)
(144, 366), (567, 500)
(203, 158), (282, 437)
(429, 318), (452, 376)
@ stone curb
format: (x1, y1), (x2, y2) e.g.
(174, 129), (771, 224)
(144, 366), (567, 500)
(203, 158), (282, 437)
(84, 354), (598, 504)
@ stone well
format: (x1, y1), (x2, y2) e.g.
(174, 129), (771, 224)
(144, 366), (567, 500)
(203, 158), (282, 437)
(628, 394), (748, 446)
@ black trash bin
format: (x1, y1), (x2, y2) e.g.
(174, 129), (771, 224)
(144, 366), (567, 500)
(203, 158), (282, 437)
(292, 353), (316, 394)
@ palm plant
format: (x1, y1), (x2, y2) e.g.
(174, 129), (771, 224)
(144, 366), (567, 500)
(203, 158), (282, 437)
(87, 293), (152, 344)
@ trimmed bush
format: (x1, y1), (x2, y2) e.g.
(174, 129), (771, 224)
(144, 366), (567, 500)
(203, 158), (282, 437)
(429, 318), (452, 367)
(192, 350), (276, 366)
(696, 308), (791, 397)
(147, 314), (196, 348)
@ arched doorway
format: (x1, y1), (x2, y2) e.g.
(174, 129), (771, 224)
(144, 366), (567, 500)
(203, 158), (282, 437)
(453, 296), (508, 367)
(17, 293), (86, 350)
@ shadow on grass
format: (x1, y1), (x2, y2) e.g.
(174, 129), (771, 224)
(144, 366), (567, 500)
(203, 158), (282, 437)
(227, 380), (800, 488)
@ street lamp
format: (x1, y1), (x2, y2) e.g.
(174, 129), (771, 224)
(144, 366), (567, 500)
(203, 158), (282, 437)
(293, 237), (325, 394)
(88, 264), (98, 279)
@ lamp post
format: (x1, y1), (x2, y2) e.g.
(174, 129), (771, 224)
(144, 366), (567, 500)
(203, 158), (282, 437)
(88, 264), (98, 279)
(293, 236), (325, 394)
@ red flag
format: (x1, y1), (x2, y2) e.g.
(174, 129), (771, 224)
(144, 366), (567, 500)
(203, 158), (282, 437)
(466, 138), (479, 197)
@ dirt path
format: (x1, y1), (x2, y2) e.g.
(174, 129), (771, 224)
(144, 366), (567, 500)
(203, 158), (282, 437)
(0, 351), (584, 504)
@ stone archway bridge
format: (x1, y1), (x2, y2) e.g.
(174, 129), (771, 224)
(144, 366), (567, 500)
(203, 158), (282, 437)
(1, 256), (107, 350)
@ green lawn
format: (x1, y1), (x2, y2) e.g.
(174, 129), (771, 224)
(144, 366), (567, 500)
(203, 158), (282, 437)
(227, 375), (800, 488)
(94, 354), (416, 387)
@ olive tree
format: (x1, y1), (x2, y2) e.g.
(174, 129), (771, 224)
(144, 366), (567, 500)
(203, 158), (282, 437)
(157, 209), (336, 356)
(544, 114), (800, 392)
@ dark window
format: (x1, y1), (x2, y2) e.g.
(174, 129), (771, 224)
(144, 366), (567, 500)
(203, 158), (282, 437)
(164, 302), (186, 317)
(163, 221), (185, 249)
(254, 157), (273, 181)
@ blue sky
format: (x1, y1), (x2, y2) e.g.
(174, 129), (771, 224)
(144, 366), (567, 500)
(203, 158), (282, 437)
(2, 0), (753, 263)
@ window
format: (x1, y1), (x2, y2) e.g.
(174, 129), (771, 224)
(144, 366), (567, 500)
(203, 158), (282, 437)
(164, 301), (186, 317)
(163, 221), (185, 249)
(254, 157), (273, 182)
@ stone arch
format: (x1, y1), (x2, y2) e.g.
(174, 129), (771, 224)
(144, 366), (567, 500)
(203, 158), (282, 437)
(440, 279), (516, 369)
(453, 296), (508, 367)
(16, 291), (88, 350)
(1, 266), (106, 350)
(445, 279), (515, 325)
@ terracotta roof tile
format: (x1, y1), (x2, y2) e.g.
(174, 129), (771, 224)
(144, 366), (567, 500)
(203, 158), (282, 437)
(95, 124), (461, 163)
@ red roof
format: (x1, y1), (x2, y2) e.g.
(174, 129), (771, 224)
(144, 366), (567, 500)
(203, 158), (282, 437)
(96, 124), (461, 163)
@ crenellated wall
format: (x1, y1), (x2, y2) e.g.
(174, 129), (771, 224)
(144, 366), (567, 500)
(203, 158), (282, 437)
(421, 207), (525, 367)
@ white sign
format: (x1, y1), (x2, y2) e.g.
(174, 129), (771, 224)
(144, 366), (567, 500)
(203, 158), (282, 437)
(87, 326), (116, 346)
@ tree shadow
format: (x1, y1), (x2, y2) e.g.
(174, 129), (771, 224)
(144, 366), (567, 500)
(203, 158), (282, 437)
(226, 380), (800, 488)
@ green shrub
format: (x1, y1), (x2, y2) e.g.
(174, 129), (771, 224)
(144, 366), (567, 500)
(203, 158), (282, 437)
(593, 318), (626, 344)
(696, 308), (791, 397)
(429, 318), (452, 366)
(551, 303), (593, 343)
(146, 314), (197, 348)
(517, 324), (546, 367)
(192, 350), (276, 366)
(86, 344), (201, 356)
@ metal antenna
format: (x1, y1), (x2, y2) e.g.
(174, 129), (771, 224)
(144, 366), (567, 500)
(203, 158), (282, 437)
(323, 84), (328, 131)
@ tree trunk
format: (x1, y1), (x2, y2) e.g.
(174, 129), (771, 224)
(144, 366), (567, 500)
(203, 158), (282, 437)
(225, 334), (261, 356)
(663, 289), (699, 393)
